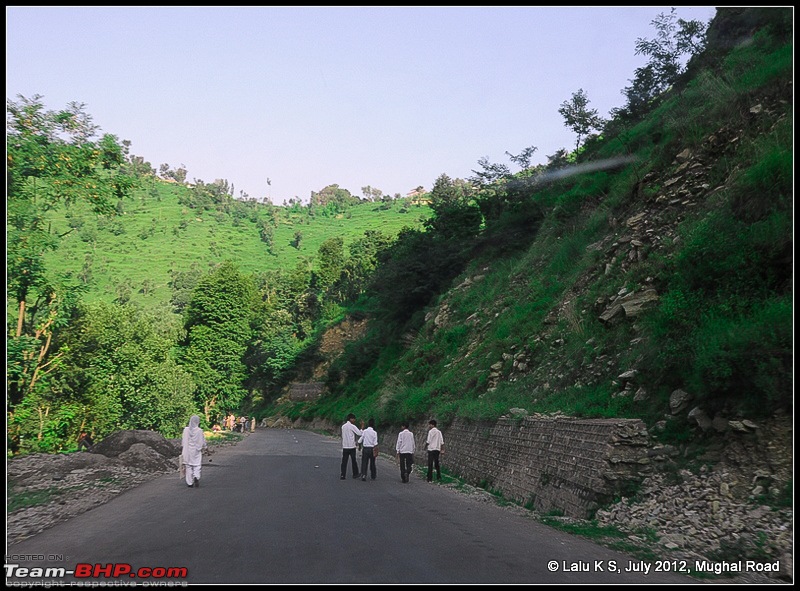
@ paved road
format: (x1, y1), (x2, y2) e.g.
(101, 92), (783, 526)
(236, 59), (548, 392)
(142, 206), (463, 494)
(6, 429), (698, 584)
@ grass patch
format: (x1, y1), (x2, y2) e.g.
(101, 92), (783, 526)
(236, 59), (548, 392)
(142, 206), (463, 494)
(7, 486), (63, 513)
(204, 431), (245, 445)
(540, 517), (660, 561)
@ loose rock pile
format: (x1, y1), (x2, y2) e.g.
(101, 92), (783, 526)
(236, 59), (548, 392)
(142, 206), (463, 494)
(595, 467), (793, 582)
(594, 413), (793, 583)
(7, 430), (183, 544)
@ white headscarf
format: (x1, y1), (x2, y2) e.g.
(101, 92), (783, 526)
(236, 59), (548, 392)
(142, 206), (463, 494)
(182, 415), (205, 465)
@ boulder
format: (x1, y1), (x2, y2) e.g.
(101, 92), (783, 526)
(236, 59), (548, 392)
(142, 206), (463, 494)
(669, 389), (693, 415)
(118, 443), (176, 472)
(92, 430), (180, 459)
(687, 407), (713, 431)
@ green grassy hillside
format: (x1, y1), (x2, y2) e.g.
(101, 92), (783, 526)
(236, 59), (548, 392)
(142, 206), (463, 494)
(42, 182), (431, 308)
(285, 8), (793, 435)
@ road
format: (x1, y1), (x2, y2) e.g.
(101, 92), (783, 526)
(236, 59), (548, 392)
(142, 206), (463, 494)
(6, 428), (698, 584)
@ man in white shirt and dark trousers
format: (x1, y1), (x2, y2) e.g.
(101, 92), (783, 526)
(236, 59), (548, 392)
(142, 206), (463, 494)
(426, 419), (444, 482)
(340, 413), (363, 480)
(395, 421), (415, 483)
(358, 418), (379, 481)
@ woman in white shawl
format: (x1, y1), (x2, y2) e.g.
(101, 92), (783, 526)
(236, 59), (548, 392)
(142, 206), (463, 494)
(182, 415), (206, 488)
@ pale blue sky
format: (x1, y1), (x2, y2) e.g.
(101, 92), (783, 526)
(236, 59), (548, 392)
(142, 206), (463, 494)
(6, 6), (717, 204)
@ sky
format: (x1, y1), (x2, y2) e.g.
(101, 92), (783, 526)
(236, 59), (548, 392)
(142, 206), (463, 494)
(6, 6), (718, 204)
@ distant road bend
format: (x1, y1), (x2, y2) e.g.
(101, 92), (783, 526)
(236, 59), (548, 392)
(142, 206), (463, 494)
(6, 428), (695, 584)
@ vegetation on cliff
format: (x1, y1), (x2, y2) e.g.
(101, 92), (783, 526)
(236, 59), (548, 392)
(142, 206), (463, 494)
(6, 8), (792, 456)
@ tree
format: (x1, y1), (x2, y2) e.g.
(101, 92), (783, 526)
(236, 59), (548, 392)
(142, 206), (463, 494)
(314, 237), (345, 293)
(361, 185), (384, 202)
(180, 262), (257, 420)
(168, 264), (204, 313)
(246, 321), (300, 392)
(635, 8), (708, 90)
(328, 230), (392, 303)
(430, 173), (464, 208)
(8, 300), (197, 453)
(558, 89), (605, 152)
(505, 146), (538, 170)
(620, 8), (709, 118)
(469, 156), (511, 187)
(159, 163), (188, 183)
(426, 173), (481, 241)
(259, 222), (275, 253)
(546, 148), (571, 171)
(6, 95), (135, 418)
(290, 231), (303, 249)
(310, 184), (357, 210)
(126, 154), (155, 177)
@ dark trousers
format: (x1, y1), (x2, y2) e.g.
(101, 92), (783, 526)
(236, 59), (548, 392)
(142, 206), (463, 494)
(427, 450), (441, 481)
(399, 453), (414, 482)
(360, 447), (376, 479)
(341, 448), (359, 477)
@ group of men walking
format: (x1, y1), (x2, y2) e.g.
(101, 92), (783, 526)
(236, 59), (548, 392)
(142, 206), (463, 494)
(340, 414), (444, 483)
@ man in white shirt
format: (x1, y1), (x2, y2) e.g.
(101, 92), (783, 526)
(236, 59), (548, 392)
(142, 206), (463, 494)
(358, 418), (379, 481)
(425, 419), (444, 482)
(395, 422), (416, 483)
(340, 413), (363, 480)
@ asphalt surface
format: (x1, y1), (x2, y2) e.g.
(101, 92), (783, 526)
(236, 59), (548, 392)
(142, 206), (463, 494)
(6, 428), (699, 584)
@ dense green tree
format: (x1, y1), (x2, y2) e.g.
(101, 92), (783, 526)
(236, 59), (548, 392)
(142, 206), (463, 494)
(504, 146), (538, 170)
(328, 230), (392, 303)
(426, 174), (482, 241)
(430, 173), (470, 208)
(309, 184), (358, 212)
(168, 263), (204, 313)
(6, 95), (136, 420)
(314, 236), (345, 293)
(180, 262), (257, 419)
(259, 221), (275, 253)
(158, 163), (188, 183)
(245, 306), (301, 395)
(8, 302), (196, 453)
(635, 8), (708, 91)
(361, 185), (385, 202)
(469, 156), (511, 187)
(369, 226), (469, 326)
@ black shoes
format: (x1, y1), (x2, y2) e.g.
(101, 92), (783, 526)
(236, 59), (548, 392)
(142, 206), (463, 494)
(340, 475), (346, 480)
(193, 477), (199, 488)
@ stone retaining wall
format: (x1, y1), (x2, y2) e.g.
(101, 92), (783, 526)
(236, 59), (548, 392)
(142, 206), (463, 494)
(286, 382), (326, 401)
(377, 416), (653, 518)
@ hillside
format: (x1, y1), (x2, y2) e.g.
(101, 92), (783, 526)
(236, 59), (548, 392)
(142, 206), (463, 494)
(41, 182), (431, 309)
(6, 6), (792, 576)
(287, 7), (792, 431)
(12, 7), (790, 454)
(258, 8), (793, 570)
